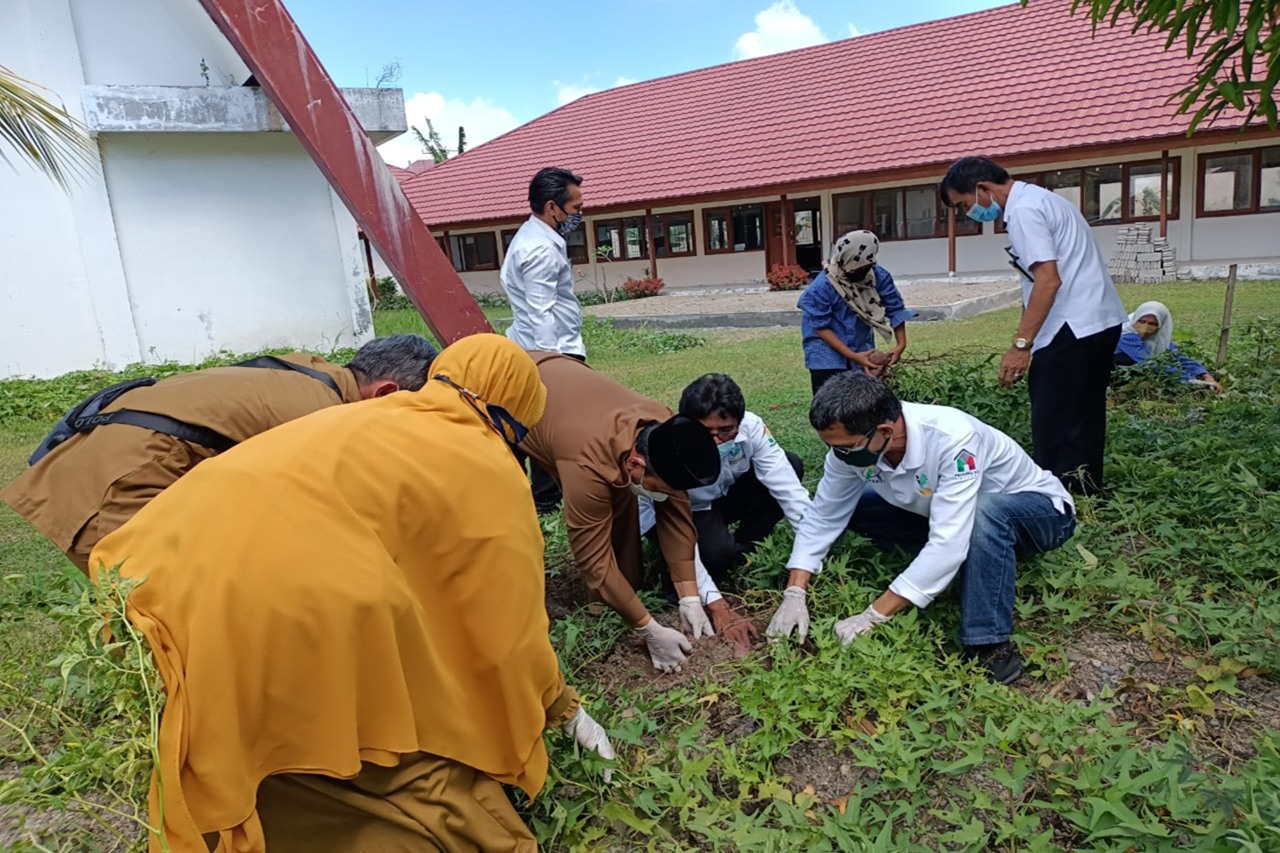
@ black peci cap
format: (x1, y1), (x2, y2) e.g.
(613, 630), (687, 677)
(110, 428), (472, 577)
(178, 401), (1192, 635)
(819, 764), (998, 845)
(646, 414), (720, 491)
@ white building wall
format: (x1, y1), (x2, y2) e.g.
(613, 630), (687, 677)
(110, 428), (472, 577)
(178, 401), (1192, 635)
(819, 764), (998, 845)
(100, 133), (368, 362)
(1, 0), (387, 379)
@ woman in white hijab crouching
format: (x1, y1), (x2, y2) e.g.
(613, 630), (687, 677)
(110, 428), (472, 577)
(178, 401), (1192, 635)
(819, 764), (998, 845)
(1114, 301), (1221, 392)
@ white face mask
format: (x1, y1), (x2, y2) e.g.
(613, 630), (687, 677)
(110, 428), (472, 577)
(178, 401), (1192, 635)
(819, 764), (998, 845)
(629, 481), (668, 502)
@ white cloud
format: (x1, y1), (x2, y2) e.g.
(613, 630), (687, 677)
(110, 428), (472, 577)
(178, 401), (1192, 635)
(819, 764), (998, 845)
(554, 76), (639, 106)
(733, 1), (827, 60)
(846, 22), (863, 37)
(377, 91), (521, 166)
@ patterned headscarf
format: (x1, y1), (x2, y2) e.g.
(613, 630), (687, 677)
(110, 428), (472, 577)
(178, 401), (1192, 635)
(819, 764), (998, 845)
(823, 230), (893, 339)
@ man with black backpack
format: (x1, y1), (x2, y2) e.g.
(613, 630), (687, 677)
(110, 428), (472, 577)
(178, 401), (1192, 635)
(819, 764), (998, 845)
(1, 335), (437, 573)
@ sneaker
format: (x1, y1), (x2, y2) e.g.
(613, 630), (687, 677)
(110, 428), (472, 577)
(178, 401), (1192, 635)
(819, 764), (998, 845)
(963, 642), (1025, 685)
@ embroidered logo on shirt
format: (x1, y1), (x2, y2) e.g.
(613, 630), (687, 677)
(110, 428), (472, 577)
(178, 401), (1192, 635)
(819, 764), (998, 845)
(863, 467), (882, 483)
(916, 472), (933, 496)
(763, 425), (777, 446)
(953, 449), (978, 475)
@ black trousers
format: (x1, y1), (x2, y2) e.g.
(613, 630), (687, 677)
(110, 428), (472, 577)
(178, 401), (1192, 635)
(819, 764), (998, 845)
(809, 368), (847, 396)
(1027, 323), (1121, 497)
(695, 451), (805, 583)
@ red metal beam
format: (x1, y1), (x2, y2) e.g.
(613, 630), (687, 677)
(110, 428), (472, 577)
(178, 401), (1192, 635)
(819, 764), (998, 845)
(196, 0), (490, 344)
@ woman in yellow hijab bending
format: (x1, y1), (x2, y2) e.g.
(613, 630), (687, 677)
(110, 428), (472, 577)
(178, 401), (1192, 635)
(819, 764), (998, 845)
(90, 334), (613, 852)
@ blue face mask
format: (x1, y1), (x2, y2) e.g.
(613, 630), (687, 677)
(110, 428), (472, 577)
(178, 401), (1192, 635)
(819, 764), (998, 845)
(557, 211), (583, 236)
(717, 440), (738, 460)
(966, 189), (1002, 223)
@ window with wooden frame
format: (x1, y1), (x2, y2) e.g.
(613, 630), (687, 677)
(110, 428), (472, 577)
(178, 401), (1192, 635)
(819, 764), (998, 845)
(651, 211), (696, 258)
(448, 232), (498, 272)
(996, 160), (1180, 230)
(500, 229), (518, 253)
(703, 205), (765, 253)
(834, 186), (979, 242)
(1198, 146), (1280, 216)
(593, 217), (648, 260)
(565, 227), (589, 264)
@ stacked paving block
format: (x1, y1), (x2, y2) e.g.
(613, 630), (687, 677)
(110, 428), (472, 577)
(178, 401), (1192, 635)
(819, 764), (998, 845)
(1108, 225), (1186, 283)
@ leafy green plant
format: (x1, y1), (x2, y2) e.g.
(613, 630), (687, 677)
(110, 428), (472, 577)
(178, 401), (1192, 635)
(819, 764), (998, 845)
(0, 568), (163, 852)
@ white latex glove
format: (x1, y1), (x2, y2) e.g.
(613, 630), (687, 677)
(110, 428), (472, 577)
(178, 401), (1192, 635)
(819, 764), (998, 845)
(638, 618), (692, 673)
(765, 586), (810, 644)
(561, 706), (616, 783)
(678, 596), (715, 640)
(834, 604), (892, 646)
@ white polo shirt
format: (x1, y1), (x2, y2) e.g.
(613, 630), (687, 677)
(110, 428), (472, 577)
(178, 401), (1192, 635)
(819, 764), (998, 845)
(638, 411), (813, 608)
(500, 215), (586, 357)
(638, 411), (811, 535)
(787, 402), (1072, 608)
(1003, 181), (1127, 352)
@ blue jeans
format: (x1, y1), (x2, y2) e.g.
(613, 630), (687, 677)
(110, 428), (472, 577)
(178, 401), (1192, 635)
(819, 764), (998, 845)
(848, 491), (1076, 645)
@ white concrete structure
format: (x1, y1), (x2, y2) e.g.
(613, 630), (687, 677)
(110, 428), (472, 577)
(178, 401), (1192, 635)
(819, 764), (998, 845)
(0, 0), (407, 379)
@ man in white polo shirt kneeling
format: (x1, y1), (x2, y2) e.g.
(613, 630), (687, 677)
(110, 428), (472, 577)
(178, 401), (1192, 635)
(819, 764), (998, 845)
(764, 371), (1076, 685)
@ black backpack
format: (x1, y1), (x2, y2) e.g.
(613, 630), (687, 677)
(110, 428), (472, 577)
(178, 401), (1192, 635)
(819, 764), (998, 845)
(27, 357), (343, 466)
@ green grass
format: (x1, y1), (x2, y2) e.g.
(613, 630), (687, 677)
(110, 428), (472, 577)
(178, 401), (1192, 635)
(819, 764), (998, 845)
(2, 281), (1279, 851)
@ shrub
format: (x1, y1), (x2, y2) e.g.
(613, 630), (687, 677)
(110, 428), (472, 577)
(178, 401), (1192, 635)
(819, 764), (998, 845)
(371, 276), (412, 311)
(767, 263), (810, 291)
(620, 276), (665, 300)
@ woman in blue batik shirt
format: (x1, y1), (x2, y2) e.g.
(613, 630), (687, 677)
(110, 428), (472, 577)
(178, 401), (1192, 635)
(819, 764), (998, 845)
(1114, 301), (1222, 392)
(798, 230), (915, 395)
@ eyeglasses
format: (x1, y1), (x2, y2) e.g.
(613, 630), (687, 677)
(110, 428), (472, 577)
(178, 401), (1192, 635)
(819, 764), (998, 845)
(1005, 246), (1033, 282)
(706, 424), (740, 438)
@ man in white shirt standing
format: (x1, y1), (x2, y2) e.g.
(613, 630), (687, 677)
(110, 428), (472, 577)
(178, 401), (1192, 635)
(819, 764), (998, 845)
(765, 371), (1076, 685)
(939, 156), (1127, 496)
(501, 167), (586, 512)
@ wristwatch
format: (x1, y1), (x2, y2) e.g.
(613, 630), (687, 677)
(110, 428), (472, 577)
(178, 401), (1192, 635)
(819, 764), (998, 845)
(1013, 337), (1031, 351)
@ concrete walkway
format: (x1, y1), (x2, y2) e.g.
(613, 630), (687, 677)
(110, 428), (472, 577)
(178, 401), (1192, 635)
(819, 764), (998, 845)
(583, 277), (1023, 329)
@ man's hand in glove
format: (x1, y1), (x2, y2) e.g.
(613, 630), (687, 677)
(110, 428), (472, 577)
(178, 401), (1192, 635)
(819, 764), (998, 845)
(678, 596), (715, 640)
(561, 707), (616, 783)
(708, 599), (759, 656)
(637, 617), (692, 673)
(765, 585), (810, 643)
(834, 604), (892, 645)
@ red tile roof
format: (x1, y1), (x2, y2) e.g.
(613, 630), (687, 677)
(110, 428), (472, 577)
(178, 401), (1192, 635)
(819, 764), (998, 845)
(402, 0), (1255, 227)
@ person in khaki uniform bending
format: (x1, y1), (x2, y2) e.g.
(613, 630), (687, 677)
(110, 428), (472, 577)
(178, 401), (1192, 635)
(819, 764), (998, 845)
(88, 335), (613, 852)
(1, 335), (437, 573)
(521, 351), (755, 672)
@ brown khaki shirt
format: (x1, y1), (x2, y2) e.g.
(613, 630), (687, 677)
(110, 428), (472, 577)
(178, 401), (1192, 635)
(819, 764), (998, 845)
(521, 352), (698, 625)
(0, 354), (360, 572)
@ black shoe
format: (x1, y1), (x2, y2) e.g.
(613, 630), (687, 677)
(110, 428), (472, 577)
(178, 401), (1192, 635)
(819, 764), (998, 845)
(535, 500), (561, 516)
(963, 642), (1025, 685)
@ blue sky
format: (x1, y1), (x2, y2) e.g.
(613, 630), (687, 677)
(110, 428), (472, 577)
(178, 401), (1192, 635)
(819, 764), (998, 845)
(283, 0), (1013, 165)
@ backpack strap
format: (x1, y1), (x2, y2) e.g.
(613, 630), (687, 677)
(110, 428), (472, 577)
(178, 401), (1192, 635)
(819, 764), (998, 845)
(234, 356), (344, 398)
(69, 409), (237, 453)
(28, 377), (158, 465)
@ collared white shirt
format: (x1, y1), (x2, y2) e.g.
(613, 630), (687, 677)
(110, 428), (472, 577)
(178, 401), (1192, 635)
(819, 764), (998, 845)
(1003, 181), (1127, 352)
(788, 402), (1073, 608)
(500, 215), (585, 357)
(639, 411), (813, 606)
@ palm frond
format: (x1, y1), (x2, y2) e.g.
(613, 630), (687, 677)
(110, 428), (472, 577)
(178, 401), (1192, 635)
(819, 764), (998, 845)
(0, 64), (96, 189)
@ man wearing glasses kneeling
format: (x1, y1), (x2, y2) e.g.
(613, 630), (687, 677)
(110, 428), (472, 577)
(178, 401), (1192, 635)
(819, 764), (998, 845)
(765, 371), (1076, 685)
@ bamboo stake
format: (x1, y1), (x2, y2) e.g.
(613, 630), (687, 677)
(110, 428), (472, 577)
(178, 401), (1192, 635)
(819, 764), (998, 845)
(1216, 263), (1238, 367)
